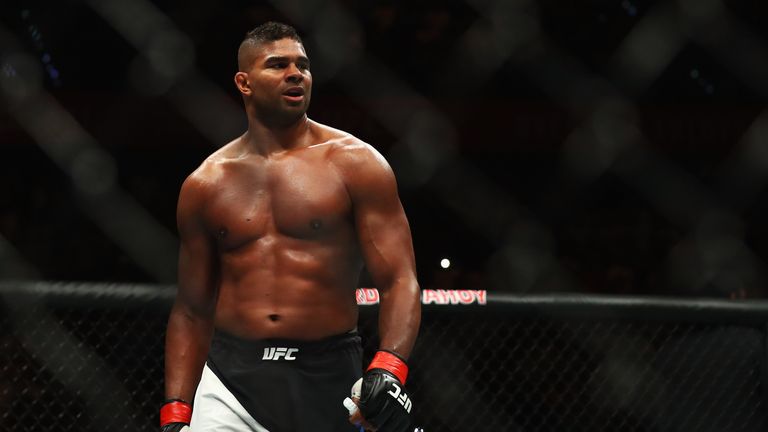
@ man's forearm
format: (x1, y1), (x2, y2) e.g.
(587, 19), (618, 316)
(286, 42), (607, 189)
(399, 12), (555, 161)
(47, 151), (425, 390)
(358, 279), (420, 432)
(164, 304), (215, 402)
(376, 279), (421, 359)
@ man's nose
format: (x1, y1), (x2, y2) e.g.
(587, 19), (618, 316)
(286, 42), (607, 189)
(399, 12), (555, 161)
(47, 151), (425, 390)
(285, 64), (303, 83)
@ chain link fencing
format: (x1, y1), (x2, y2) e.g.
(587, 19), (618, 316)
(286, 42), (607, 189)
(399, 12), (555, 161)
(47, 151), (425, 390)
(1, 282), (766, 431)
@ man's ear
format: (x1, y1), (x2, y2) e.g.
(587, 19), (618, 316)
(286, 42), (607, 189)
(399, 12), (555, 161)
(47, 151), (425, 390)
(234, 72), (250, 95)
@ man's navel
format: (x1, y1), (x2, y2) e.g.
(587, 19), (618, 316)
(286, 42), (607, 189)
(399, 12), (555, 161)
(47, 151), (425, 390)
(217, 227), (228, 239)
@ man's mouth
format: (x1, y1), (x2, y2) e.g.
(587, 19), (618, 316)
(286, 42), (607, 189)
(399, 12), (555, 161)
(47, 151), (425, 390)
(283, 87), (304, 96)
(282, 87), (305, 102)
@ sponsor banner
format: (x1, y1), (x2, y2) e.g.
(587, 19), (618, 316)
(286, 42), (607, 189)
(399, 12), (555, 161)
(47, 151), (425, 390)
(355, 289), (487, 305)
(422, 289), (487, 305)
(356, 288), (381, 305)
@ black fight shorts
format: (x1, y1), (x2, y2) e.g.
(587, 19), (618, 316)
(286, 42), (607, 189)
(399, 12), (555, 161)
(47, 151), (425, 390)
(206, 330), (363, 432)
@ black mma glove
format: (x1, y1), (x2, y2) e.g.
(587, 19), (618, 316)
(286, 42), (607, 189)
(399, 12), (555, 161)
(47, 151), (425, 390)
(160, 424), (188, 432)
(358, 350), (413, 432)
(160, 399), (191, 432)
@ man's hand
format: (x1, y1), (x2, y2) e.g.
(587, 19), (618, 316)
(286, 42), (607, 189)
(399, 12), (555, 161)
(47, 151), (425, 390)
(160, 399), (191, 432)
(345, 378), (377, 431)
(358, 351), (413, 432)
(160, 424), (189, 432)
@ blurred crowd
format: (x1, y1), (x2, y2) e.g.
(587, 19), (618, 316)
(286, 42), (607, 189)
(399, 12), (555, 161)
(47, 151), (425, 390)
(2, 0), (768, 298)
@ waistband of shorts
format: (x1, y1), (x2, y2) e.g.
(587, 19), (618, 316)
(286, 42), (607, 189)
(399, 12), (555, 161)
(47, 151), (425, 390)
(211, 328), (361, 354)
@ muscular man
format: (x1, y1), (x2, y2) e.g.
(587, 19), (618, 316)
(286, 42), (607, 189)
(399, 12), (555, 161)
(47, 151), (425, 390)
(160, 22), (421, 432)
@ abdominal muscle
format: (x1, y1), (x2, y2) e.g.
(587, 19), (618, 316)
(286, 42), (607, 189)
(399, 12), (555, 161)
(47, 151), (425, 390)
(212, 242), (362, 341)
(214, 283), (359, 340)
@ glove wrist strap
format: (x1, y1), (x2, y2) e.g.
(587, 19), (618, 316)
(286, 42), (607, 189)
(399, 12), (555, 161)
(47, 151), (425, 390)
(367, 350), (409, 384)
(160, 400), (192, 427)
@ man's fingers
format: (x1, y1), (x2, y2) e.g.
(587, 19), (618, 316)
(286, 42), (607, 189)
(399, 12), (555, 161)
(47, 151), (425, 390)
(348, 397), (377, 431)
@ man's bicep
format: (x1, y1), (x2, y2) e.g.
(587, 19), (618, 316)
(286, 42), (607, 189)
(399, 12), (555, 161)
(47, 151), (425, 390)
(358, 206), (416, 288)
(175, 183), (218, 314)
(352, 167), (417, 288)
(177, 235), (217, 304)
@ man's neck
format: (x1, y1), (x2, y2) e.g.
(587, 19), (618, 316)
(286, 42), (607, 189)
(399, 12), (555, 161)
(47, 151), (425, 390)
(243, 114), (312, 155)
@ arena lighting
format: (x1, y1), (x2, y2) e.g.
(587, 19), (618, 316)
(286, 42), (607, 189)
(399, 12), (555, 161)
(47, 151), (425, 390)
(440, 258), (451, 269)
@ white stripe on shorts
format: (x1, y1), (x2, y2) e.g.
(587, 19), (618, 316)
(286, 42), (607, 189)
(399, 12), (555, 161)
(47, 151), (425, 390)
(190, 364), (270, 432)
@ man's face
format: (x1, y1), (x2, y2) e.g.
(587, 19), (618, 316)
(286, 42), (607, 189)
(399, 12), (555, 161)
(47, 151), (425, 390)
(237, 38), (312, 125)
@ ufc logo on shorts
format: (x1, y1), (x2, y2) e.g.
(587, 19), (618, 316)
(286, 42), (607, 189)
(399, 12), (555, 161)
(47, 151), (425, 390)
(262, 347), (299, 361)
(387, 382), (412, 413)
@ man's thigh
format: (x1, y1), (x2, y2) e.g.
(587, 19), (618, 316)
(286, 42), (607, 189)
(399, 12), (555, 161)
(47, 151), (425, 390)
(190, 364), (270, 432)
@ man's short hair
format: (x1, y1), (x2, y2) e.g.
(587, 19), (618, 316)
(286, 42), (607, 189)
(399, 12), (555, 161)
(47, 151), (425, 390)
(238, 22), (303, 70)
(244, 21), (303, 46)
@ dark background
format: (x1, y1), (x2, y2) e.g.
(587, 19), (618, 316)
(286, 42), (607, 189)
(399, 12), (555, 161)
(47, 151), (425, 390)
(2, 0), (768, 298)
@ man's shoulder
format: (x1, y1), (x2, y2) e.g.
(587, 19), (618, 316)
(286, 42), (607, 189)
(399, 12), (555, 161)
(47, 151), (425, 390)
(327, 136), (374, 157)
(179, 149), (236, 201)
(309, 121), (368, 152)
(184, 158), (221, 188)
(320, 136), (394, 192)
(184, 139), (246, 187)
(328, 139), (389, 173)
(315, 132), (397, 198)
(315, 128), (384, 170)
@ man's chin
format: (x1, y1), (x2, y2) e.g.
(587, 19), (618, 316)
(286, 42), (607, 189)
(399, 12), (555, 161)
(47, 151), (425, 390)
(254, 101), (309, 127)
(269, 109), (308, 128)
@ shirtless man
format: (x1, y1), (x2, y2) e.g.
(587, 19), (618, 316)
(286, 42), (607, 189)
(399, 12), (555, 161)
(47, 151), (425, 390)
(160, 22), (421, 432)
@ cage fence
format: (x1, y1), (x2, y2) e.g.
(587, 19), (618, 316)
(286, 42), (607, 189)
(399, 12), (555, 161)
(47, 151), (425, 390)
(1, 282), (767, 431)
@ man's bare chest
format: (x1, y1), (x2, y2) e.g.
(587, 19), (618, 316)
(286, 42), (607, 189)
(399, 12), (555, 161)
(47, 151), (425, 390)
(202, 160), (352, 248)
